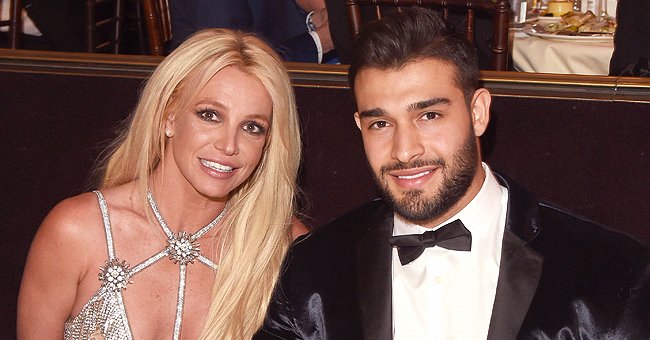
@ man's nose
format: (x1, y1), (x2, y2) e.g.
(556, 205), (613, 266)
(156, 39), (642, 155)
(391, 125), (424, 164)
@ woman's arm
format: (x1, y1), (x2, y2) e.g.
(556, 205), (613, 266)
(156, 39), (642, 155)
(17, 196), (95, 339)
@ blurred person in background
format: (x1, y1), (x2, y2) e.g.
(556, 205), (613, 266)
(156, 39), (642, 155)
(609, 0), (650, 76)
(169, 0), (336, 63)
(0, 0), (84, 51)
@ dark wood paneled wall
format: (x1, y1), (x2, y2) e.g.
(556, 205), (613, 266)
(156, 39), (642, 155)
(1, 50), (649, 337)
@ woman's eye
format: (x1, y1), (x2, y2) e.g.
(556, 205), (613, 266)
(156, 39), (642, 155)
(197, 109), (220, 122)
(369, 120), (390, 130)
(243, 122), (266, 136)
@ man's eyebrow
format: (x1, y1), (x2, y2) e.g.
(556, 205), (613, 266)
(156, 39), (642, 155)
(358, 108), (387, 118)
(408, 97), (450, 112)
(358, 97), (450, 118)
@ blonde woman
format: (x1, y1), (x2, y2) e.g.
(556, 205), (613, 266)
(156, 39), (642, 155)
(17, 28), (304, 339)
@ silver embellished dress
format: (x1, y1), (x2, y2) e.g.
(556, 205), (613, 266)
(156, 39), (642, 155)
(64, 190), (225, 340)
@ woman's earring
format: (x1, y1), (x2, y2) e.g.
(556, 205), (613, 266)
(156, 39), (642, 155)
(165, 129), (173, 137)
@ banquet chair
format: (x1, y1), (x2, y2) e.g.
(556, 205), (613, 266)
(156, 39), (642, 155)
(0, 0), (22, 48)
(85, 0), (124, 53)
(345, 0), (511, 71)
(142, 0), (171, 56)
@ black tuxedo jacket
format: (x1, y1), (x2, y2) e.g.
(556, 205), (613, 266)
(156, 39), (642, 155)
(256, 174), (649, 339)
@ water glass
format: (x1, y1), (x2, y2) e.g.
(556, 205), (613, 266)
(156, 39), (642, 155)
(599, 0), (609, 17)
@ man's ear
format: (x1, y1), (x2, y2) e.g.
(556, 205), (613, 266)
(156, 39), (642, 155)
(354, 111), (362, 131)
(470, 88), (491, 137)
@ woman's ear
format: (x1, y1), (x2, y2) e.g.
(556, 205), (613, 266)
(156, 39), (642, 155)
(164, 114), (175, 138)
(470, 88), (491, 137)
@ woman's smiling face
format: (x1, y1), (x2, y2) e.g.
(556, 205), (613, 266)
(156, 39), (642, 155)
(164, 65), (273, 199)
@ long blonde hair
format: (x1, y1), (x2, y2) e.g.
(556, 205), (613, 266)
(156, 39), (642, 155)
(98, 29), (301, 338)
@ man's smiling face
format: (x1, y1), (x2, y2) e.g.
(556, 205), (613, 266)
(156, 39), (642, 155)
(353, 58), (491, 227)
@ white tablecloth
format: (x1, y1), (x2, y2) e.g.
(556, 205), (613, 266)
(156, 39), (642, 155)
(512, 32), (614, 75)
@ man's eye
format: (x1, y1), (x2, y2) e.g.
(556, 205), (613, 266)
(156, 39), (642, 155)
(243, 122), (266, 136)
(369, 121), (390, 129)
(422, 111), (439, 120)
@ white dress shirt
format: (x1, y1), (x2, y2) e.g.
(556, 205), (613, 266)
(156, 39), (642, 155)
(392, 163), (508, 339)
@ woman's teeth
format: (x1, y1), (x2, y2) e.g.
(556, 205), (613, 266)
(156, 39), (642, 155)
(201, 159), (234, 172)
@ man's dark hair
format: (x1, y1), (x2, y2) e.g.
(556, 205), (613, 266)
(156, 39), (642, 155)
(348, 7), (479, 101)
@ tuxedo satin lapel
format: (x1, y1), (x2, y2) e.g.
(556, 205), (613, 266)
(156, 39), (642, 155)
(356, 205), (394, 340)
(487, 229), (544, 340)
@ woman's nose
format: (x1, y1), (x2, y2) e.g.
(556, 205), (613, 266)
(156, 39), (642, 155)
(213, 128), (239, 156)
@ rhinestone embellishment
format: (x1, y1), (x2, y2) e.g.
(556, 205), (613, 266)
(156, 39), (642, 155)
(166, 231), (200, 265)
(98, 259), (132, 292)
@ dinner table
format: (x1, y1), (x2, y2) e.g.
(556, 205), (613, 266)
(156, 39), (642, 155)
(512, 14), (616, 75)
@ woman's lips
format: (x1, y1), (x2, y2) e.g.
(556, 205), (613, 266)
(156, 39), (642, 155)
(200, 158), (238, 179)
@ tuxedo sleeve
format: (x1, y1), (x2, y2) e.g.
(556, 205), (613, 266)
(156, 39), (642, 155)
(254, 280), (303, 339)
(622, 253), (650, 337)
(255, 239), (309, 340)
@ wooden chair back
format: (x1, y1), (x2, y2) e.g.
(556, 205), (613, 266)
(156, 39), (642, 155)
(345, 0), (510, 71)
(0, 0), (22, 48)
(85, 0), (124, 53)
(142, 0), (171, 56)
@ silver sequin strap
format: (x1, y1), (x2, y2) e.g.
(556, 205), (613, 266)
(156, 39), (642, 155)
(130, 249), (168, 275)
(173, 264), (188, 340)
(93, 190), (117, 260)
(147, 191), (175, 240)
(145, 190), (226, 339)
(197, 255), (219, 271)
(146, 191), (226, 240)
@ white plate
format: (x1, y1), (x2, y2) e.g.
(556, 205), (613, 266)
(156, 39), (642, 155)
(522, 24), (614, 42)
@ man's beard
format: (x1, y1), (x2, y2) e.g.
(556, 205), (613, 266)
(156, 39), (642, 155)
(374, 132), (479, 224)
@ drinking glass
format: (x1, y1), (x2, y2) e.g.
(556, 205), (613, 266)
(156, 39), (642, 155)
(572, 0), (581, 12)
(599, 0), (609, 17)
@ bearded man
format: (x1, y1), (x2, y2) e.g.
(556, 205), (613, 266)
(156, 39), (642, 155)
(255, 7), (649, 340)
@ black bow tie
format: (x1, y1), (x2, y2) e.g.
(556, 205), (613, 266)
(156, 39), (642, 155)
(389, 219), (472, 265)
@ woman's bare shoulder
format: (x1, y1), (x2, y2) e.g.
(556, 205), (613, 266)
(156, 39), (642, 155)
(40, 192), (106, 241)
(17, 192), (107, 337)
(41, 185), (137, 242)
(35, 192), (103, 255)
